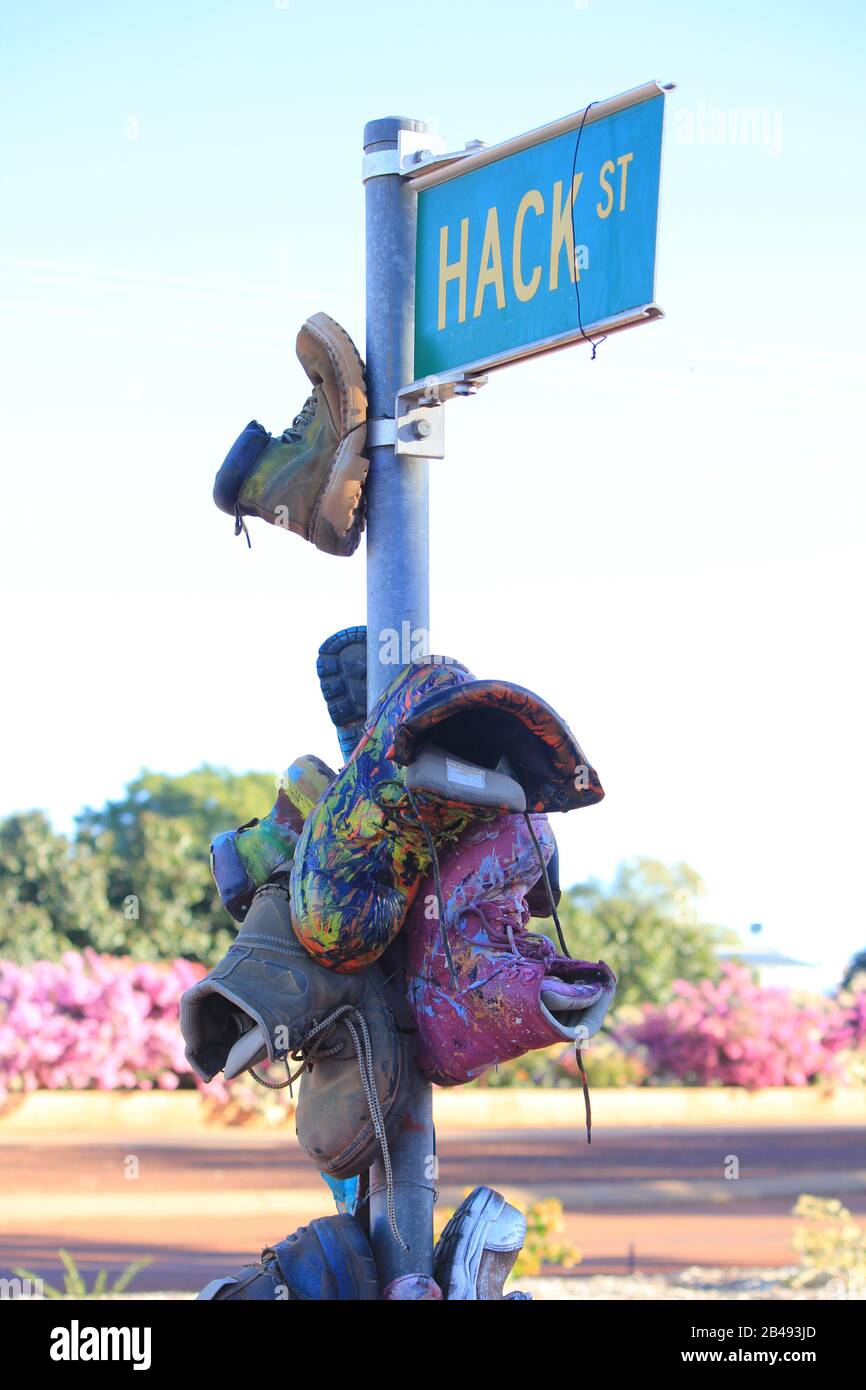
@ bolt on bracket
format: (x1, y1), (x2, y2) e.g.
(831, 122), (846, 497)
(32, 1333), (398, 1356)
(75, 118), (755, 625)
(391, 372), (489, 457)
(365, 373), (489, 457)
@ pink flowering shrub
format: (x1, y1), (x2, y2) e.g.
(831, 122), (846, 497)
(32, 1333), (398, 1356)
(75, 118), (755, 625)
(0, 950), (205, 1101)
(620, 964), (863, 1089)
(2, 954), (866, 1099)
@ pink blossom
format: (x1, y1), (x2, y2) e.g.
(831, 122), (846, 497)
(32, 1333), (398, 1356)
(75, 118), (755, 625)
(621, 964), (864, 1089)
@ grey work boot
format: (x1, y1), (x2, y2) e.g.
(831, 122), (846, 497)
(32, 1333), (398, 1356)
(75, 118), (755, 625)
(180, 875), (377, 1084)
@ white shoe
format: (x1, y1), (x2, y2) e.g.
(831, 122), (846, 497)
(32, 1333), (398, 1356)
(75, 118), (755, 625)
(434, 1187), (529, 1300)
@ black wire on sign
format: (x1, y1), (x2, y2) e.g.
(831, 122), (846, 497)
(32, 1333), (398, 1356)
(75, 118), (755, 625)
(569, 99), (606, 361)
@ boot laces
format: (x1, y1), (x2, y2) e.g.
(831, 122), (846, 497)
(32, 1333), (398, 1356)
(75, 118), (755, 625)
(250, 998), (408, 1253)
(280, 393), (318, 444)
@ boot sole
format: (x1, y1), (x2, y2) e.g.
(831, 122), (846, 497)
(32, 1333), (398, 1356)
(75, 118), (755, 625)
(303, 312), (367, 423)
(309, 426), (369, 557)
(433, 1186), (527, 1300)
(300, 313), (369, 557)
(316, 626), (368, 726)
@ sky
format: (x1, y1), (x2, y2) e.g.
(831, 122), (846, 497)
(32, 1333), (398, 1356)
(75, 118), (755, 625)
(1, 0), (864, 988)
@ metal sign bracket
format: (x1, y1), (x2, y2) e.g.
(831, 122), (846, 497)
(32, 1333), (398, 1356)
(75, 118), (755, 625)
(363, 130), (487, 183)
(367, 372), (489, 458)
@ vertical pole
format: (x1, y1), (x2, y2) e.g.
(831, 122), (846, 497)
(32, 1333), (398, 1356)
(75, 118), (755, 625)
(363, 116), (435, 1285)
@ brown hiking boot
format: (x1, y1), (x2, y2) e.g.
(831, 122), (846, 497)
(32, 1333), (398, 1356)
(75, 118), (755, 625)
(213, 312), (368, 557)
(179, 875), (412, 1250)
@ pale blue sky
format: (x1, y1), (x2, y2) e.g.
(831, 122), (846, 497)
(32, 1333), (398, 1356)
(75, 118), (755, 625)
(1, 0), (864, 985)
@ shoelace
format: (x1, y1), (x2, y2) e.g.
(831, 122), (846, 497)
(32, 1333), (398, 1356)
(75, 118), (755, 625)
(280, 393), (318, 444)
(233, 505), (251, 547)
(521, 811), (571, 958)
(518, 813), (593, 1141)
(232, 394), (318, 548)
(251, 1000), (408, 1252)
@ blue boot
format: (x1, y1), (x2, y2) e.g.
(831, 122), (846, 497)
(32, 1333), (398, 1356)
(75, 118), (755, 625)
(196, 1214), (379, 1300)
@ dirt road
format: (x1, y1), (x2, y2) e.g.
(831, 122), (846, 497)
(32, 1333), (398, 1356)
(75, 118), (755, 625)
(2, 1125), (863, 1292)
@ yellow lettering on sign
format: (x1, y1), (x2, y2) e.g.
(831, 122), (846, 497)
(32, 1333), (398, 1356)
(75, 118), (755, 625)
(596, 160), (615, 219)
(617, 152), (634, 210)
(512, 190), (544, 302)
(549, 174), (583, 290)
(473, 207), (506, 318)
(438, 218), (469, 330)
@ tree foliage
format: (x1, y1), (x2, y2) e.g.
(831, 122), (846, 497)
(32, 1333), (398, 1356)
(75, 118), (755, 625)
(1, 767), (276, 966)
(1, 776), (730, 1000)
(557, 856), (734, 1006)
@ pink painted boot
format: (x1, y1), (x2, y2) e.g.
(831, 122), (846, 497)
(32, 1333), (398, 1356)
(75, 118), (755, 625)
(405, 814), (616, 1088)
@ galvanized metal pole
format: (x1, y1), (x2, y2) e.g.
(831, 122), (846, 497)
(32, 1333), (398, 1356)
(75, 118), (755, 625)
(363, 116), (435, 1286)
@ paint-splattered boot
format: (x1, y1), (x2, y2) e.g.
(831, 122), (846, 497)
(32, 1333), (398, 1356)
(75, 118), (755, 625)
(213, 312), (368, 556)
(209, 754), (335, 922)
(405, 813), (616, 1086)
(290, 657), (604, 972)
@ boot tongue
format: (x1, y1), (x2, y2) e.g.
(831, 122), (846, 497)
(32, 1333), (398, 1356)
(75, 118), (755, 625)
(234, 877), (306, 953)
(480, 898), (530, 936)
(223, 1024), (269, 1080)
(405, 744), (526, 815)
(541, 977), (604, 1011)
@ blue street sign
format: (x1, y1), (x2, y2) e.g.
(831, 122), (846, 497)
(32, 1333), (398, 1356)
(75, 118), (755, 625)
(413, 82), (670, 383)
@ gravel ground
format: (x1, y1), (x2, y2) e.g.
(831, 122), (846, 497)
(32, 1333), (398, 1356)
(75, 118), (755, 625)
(518, 1267), (857, 1301)
(83, 1267), (856, 1300)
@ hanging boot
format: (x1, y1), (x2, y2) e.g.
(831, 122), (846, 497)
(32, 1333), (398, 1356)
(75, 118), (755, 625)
(209, 754), (334, 923)
(405, 813), (616, 1087)
(290, 657), (604, 973)
(317, 626), (368, 763)
(213, 312), (368, 556)
(180, 876), (412, 1246)
(434, 1187), (530, 1300)
(196, 1214), (380, 1300)
(181, 875), (387, 1083)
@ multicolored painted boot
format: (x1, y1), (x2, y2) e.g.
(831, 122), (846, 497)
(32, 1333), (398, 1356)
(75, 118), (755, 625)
(405, 813), (616, 1086)
(210, 754), (335, 922)
(213, 312), (368, 556)
(290, 658), (604, 973)
(434, 1187), (529, 1300)
(196, 1215), (380, 1300)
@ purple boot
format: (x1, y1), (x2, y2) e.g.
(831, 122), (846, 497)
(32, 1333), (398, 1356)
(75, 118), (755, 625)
(405, 814), (616, 1087)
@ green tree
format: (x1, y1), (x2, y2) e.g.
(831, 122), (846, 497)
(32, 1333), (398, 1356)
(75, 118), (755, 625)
(77, 766), (278, 965)
(0, 811), (113, 963)
(0, 767), (279, 966)
(557, 856), (734, 1006)
(78, 766), (276, 855)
